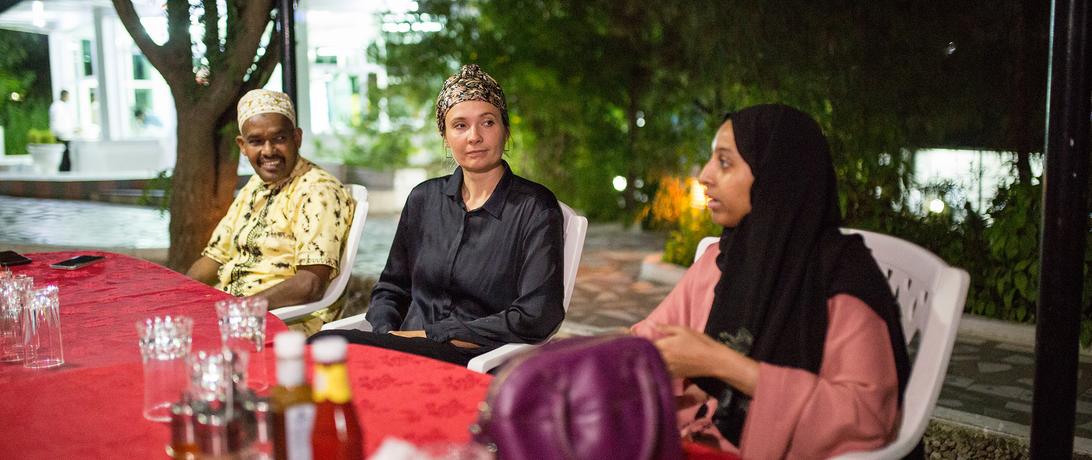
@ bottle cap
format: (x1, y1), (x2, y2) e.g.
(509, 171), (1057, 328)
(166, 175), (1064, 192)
(310, 336), (348, 363)
(273, 331), (307, 359)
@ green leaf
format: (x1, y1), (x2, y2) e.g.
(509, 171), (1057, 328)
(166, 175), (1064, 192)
(1014, 305), (1027, 321)
(1006, 238), (1020, 259)
(1015, 272), (1029, 295)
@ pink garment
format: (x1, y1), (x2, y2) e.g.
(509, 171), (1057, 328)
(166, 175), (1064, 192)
(633, 246), (900, 459)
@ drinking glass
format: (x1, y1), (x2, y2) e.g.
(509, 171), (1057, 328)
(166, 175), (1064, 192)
(188, 348), (249, 404)
(0, 275), (33, 362)
(137, 315), (194, 422)
(22, 284), (63, 368)
(215, 297), (268, 391)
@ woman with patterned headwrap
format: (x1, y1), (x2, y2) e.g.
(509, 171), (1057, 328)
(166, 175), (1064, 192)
(310, 65), (565, 366)
(631, 105), (913, 458)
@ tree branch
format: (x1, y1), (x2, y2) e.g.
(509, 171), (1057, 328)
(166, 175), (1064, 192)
(203, 0), (221, 69)
(692, 98), (714, 116)
(111, 0), (185, 87)
(165, 0), (192, 63)
(200, 0), (275, 116)
(242, 25), (283, 94)
(214, 26), (282, 138)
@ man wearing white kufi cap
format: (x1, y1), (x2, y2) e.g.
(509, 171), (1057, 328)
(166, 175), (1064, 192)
(187, 89), (355, 333)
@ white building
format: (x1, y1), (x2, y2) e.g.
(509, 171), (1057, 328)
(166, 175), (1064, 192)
(0, 0), (422, 177)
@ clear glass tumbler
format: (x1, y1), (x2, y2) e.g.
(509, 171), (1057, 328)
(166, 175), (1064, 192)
(215, 297), (268, 392)
(0, 275), (33, 363)
(137, 315), (194, 422)
(22, 284), (63, 368)
(188, 348), (249, 404)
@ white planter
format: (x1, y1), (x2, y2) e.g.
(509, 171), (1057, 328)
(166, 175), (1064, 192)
(27, 143), (64, 174)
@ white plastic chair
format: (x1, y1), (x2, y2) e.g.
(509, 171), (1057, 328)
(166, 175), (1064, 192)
(271, 184), (369, 322)
(321, 201), (588, 374)
(694, 229), (970, 459)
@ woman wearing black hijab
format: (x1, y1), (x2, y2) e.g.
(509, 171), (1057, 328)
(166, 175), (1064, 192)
(632, 104), (912, 458)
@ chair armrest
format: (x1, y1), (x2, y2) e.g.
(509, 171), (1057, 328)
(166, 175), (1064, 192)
(320, 313), (373, 332)
(467, 343), (537, 373)
(270, 298), (331, 323)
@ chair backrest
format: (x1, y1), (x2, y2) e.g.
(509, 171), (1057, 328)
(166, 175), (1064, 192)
(838, 228), (968, 459)
(695, 236), (720, 263)
(558, 202), (588, 312)
(271, 184), (369, 321)
(693, 230), (969, 459)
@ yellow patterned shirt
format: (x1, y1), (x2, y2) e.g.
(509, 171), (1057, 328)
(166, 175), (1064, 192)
(202, 158), (355, 297)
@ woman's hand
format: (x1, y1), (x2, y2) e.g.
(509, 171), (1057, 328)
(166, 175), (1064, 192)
(389, 330), (479, 349)
(653, 324), (728, 377)
(653, 324), (760, 396)
(449, 339), (480, 349)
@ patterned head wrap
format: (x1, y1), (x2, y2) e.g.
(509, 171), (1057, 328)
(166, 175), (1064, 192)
(237, 89), (296, 133)
(435, 64), (508, 135)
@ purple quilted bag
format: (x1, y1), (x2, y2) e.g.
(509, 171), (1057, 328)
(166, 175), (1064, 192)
(472, 335), (683, 460)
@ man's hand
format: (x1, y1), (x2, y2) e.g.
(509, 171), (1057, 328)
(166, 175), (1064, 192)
(390, 330), (426, 338)
(253, 265), (333, 309)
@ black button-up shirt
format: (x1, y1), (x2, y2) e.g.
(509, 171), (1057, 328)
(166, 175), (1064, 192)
(366, 162), (565, 348)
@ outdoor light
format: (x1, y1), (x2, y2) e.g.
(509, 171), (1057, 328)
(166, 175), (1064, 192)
(635, 110), (646, 128)
(612, 176), (627, 192)
(9, 92), (20, 102)
(688, 178), (707, 209)
(928, 198), (946, 214)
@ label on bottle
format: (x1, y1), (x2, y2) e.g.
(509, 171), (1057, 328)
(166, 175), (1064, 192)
(285, 404), (316, 460)
(313, 364), (352, 404)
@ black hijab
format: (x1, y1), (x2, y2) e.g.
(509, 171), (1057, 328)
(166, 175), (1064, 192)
(692, 104), (911, 445)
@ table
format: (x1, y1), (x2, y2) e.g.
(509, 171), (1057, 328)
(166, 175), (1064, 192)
(0, 251), (493, 458)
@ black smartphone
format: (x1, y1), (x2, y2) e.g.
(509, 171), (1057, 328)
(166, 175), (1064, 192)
(0, 250), (32, 267)
(49, 255), (105, 270)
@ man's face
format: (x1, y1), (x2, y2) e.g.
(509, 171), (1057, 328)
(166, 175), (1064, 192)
(236, 113), (302, 183)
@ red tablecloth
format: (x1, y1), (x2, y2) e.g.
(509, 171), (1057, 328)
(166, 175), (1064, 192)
(0, 252), (492, 458)
(0, 251), (286, 383)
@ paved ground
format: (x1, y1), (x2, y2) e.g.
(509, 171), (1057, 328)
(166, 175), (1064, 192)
(3, 195), (1091, 449)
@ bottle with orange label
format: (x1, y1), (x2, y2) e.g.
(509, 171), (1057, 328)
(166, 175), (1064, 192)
(310, 336), (363, 460)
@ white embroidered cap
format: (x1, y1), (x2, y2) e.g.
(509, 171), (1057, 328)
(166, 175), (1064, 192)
(237, 89), (296, 132)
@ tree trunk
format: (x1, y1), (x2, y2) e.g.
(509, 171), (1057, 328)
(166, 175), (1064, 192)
(1015, 151), (1033, 185)
(111, 0), (276, 271)
(165, 108), (238, 271)
(1010, 0), (1038, 186)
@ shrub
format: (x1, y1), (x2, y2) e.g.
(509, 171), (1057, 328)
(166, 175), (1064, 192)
(641, 176), (689, 231)
(26, 128), (57, 144)
(662, 207), (720, 266)
(855, 177), (1092, 347)
(644, 175), (721, 266)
